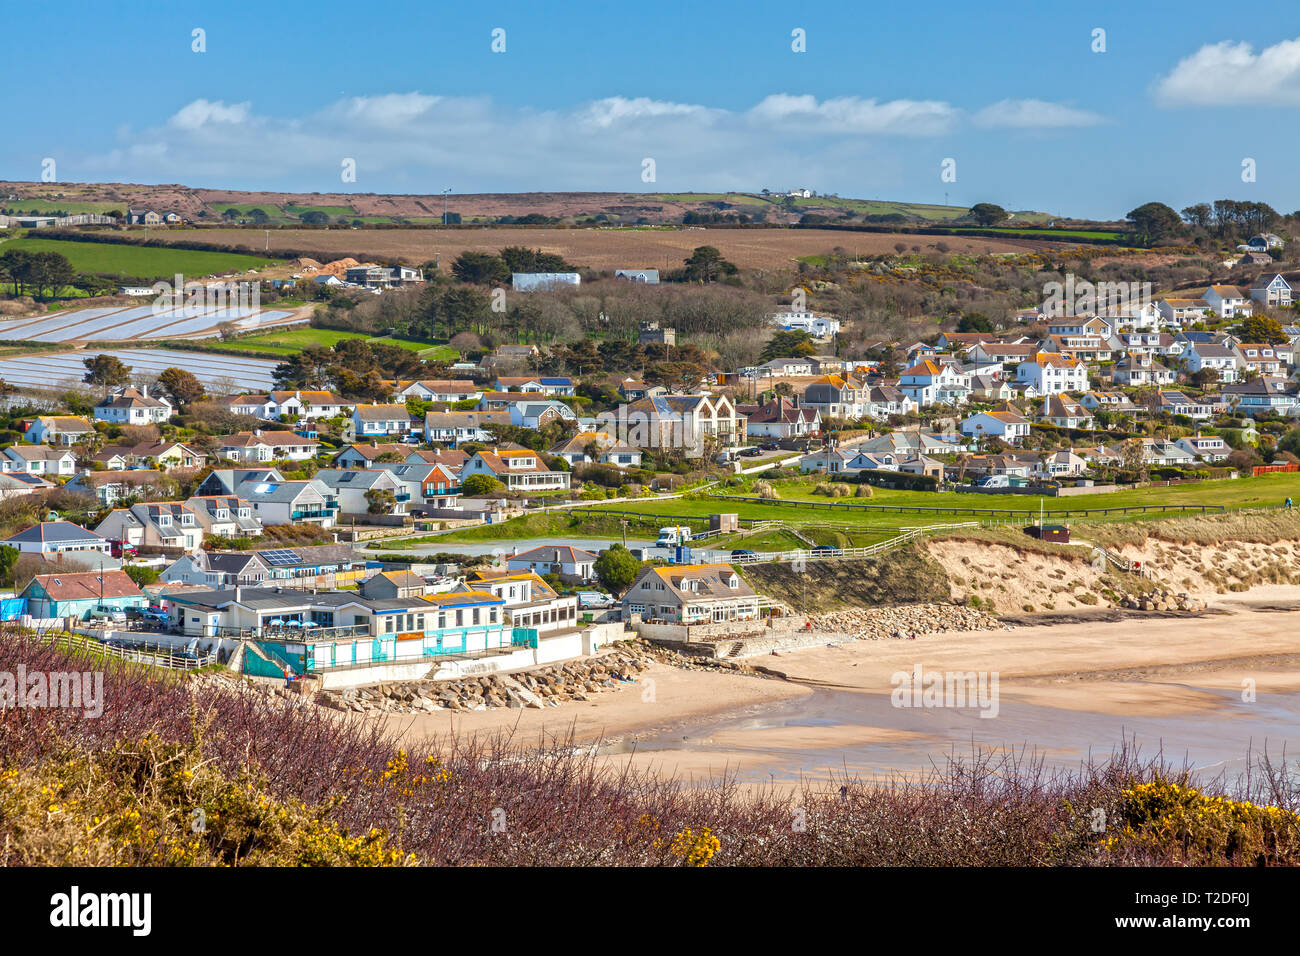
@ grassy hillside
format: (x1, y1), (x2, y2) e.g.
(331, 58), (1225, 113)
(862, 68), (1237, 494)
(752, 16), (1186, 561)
(0, 235), (281, 278)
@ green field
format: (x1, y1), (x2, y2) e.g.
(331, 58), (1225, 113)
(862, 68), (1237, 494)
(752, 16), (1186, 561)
(202, 327), (457, 360)
(282, 204), (358, 217)
(457, 472), (1300, 545)
(0, 235), (281, 278)
(1, 199), (122, 215)
(208, 203), (286, 218)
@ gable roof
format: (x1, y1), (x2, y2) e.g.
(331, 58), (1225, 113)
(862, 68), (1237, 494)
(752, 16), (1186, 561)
(5, 521), (105, 545)
(26, 569), (141, 601)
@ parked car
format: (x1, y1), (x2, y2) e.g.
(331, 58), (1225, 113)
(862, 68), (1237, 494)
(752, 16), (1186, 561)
(809, 545), (843, 558)
(87, 606), (127, 624)
(409, 508), (430, 518)
(730, 549), (757, 560)
(577, 591), (614, 609)
(759, 442), (779, 451)
(140, 607), (170, 628)
(739, 447), (763, 458)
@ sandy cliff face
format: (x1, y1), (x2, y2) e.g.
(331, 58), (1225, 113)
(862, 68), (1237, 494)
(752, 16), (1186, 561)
(926, 539), (1112, 614)
(1111, 538), (1300, 596)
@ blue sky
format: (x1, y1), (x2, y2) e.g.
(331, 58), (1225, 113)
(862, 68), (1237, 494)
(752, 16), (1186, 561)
(5, 0), (1300, 218)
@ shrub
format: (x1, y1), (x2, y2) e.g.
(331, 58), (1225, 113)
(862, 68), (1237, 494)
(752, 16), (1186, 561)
(753, 480), (779, 499)
(812, 482), (853, 498)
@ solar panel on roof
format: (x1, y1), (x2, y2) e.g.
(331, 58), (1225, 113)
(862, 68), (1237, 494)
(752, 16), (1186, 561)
(260, 549), (301, 566)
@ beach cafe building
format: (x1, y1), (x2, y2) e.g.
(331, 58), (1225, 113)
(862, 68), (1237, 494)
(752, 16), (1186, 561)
(164, 585), (513, 682)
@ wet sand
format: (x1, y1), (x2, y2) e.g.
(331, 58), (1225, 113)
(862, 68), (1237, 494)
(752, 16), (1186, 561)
(385, 587), (1300, 787)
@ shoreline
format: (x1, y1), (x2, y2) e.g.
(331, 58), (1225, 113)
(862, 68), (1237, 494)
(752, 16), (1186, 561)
(381, 586), (1300, 785)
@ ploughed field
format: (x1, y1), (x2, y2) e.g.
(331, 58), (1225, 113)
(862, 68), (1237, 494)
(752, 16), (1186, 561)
(84, 226), (1063, 270)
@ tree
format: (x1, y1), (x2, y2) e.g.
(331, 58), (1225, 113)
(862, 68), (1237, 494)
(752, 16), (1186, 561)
(1238, 315), (1286, 344)
(968, 203), (1007, 227)
(682, 246), (738, 283)
(593, 544), (642, 592)
(1125, 202), (1183, 245)
(1277, 427), (1300, 459)
(364, 488), (396, 515)
(451, 251), (510, 286)
(300, 211), (329, 225)
(1181, 203), (1212, 228)
(0, 544), (18, 585)
(760, 329), (815, 362)
(83, 354), (131, 388)
(461, 474), (503, 496)
(1119, 438), (1149, 482)
(124, 565), (160, 587)
(956, 312), (994, 333)
(157, 367), (204, 406)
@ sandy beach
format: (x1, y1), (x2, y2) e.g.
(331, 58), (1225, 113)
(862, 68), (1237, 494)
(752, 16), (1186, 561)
(384, 587), (1300, 786)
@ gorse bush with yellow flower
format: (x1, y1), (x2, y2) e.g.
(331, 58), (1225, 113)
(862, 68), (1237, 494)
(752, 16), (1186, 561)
(1112, 779), (1300, 866)
(0, 731), (414, 867)
(3, 630), (1299, 867)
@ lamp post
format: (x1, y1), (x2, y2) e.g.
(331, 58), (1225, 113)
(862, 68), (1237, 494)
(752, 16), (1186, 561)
(442, 188), (451, 225)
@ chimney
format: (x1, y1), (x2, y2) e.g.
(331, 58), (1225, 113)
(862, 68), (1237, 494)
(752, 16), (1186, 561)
(234, 585), (241, 603)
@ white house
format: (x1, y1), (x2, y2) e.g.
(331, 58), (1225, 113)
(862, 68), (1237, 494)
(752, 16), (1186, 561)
(1, 445), (76, 477)
(462, 448), (571, 492)
(93, 386), (172, 425)
(352, 404), (417, 438)
(1157, 297), (1211, 327)
(899, 360), (970, 407)
(1015, 354), (1088, 396)
(1250, 274), (1292, 310)
(1184, 343), (1243, 383)
(1175, 433), (1230, 463)
(770, 311), (840, 338)
(1203, 285), (1253, 319)
(506, 545), (597, 581)
(960, 410), (1031, 445)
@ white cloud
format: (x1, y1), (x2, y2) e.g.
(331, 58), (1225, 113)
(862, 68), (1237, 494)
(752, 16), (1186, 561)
(1154, 37), (1300, 105)
(85, 90), (1100, 192)
(972, 98), (1105, 129)
(748, 94), (957, 135)
(168, 99), (252, 130)
(576, 96), (716, 129)
(332, 92), (442, 128)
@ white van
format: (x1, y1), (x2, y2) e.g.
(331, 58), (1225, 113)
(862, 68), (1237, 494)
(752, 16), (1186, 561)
(656, 525), (692, 547)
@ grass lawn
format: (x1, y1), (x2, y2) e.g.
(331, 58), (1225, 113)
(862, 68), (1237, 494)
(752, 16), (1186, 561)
(415, 472), (1300, 552)
(0, 235), (280, 278)
(567, 472), (1300, 534)
(201, 327), (457, 359)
